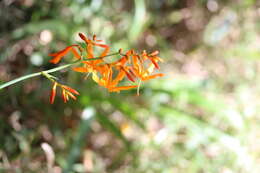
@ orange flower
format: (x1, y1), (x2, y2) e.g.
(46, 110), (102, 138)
(49, 45), (81, 64)
(72, 67), (88, 73)
(78, 33), (110, 64)
(49, 82), (79, 104)
(50, 82), (57, 104)
(109, 85), (138, 92)
(61, 85), (80, 103)
(141, 50), (163, 69)
(120, 66), (136, 82)
(48, 33), (164, 102)
(141, 73), (164, 81)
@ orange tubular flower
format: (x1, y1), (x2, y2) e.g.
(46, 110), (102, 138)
(109, 85), (138, 92)
(48, 33), (164, 104)
(121, 66), (136, 82)
(141, 73), (164, 81)
(72, 67), (88, 73)
(79, 33), (110, 60)
(60, 85), (80, 103)
(50, 82), (58, 104)
(61, 85), (80, 95)
(141, 50), (163, 70)
(49, 45), (81, 64)
(49, 82), (79, 104)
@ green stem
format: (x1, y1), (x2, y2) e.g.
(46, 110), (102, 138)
(0, 63), (75, 90)
(0, 52), (120, 90)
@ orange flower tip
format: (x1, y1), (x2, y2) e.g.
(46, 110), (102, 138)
(62, 85), (80, 95)
(126, 72), (135, 82)
(130, 50), (135, 54)
(150, 59), (160, 69)
(73, 67), (88, 73)
(67, 92), (77, 100)
(141, 73), (164, 81)
(50, 82), (57, 104)
(49, 59), (59, 64)
(62, 90), (67, 103)
(121, 67), (135, 82)
(95, 43), (109, 49)
(79, 33), (87, 41)
(156, 73), (164, 78)
(109, 85), (138, 92)
(149, 50), (159, 56)
(93, 35), (101, 42)
(50, 92), (55, 104)
(154, 63), (160, 69)
(92, 35), (103, 42)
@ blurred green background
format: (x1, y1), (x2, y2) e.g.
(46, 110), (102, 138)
(1, 0), (260, 172)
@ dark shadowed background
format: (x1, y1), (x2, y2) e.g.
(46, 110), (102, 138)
(0, 0), (260, 172)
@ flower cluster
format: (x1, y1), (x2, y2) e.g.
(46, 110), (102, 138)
(50, 82), (80, 104)
(48, 33), (163, 104)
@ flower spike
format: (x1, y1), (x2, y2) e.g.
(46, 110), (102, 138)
(0, 33), (164, 103)
(47, 32), (164, 104)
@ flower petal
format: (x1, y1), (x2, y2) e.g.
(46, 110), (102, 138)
(141, 73), (164, 81)
(94, 43), (110, 57)
(73, 67), (88, 73)
(79, 33), (88, 42)
(49, 45), (80, 64)
(109, 85), (138, 92)
(87, 43), (94, 58)
(71, 47), (81, 60)
(149, 50), (159, 56)
(62, 85), (80, 95)
(62, 89), (67, 103)
(50, 82), (57, 104)
(92, 72), (100, 84)
(149, 58), (160, 69)
(121, 67), (135, 82)
(66, 91), (77, 100)
(111, 70), (125, 86)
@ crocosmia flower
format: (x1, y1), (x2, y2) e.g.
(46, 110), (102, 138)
(48, 33), (164, 104)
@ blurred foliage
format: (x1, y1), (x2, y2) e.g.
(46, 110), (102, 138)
(1, 0), (260, 173)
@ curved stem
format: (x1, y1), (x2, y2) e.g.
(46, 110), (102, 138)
(0, 63), (75, 90)
(0, 52), (120, 90)
(0, 72), (42, 90)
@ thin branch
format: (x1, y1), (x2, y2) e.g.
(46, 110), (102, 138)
(0, 52), (120, 90)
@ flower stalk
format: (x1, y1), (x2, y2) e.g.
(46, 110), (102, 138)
(0, 55), (116, 90)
